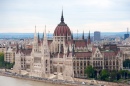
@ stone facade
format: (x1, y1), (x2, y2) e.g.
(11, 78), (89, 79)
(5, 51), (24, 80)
(4, 47), (15, 63)
(13, 11), (124, 80)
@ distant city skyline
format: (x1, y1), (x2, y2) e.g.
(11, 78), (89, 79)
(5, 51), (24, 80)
(0, 0), (130, 33)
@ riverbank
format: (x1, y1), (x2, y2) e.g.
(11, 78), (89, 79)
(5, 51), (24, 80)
(0, 69), (89, 86)
(0, 69), (129, 86)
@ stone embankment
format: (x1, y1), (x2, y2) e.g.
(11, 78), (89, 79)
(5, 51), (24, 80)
(0, 69), (129, 86)
(0, 70), (86, 86)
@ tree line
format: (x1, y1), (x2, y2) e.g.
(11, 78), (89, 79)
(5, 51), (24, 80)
(85, 59), (130, 82)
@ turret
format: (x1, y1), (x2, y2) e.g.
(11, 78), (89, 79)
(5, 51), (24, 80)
(87, 31), (91, 44)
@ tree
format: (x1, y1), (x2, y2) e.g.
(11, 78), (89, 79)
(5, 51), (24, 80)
(123, 59), (130, 69)
(127, 71), (130, 78)
(0, 52), (4, 68)
(109, 70), (118, 81)
(85, 65), (95, 78)
(119, 70), (129, 79)
(0, 52), (4, 62)
(100, 69), (109, 81)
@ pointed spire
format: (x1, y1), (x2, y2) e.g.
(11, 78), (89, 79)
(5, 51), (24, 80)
(42, 30), (44, 41)
(71, 31), (73, 40)
(42, 25), (48, 44)
(44, 25), (46, 38)
(88, 30), (90, 39)
(34, 25), (37, 37)
(82, 30), (84, 40)
(38, 32), (40, 43)
(61, 9), (64, 23)
(87, 31), (91, 44)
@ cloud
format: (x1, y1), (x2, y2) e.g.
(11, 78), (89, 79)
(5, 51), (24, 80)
(83, 21), (130, 32)
(0, 0), (130, 33)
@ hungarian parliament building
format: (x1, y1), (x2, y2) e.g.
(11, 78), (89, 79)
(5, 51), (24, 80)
(13, 11), (125, 81)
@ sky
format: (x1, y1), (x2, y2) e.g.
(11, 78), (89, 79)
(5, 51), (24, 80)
(0, 0), (130, 33)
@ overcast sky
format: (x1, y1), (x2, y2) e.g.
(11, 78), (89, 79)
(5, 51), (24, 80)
(0, 0), (130, 33)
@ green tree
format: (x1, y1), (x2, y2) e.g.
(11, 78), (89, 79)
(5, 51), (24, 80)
(127, 71), (130, 78)
(0, 52), (4, 68)
(100, 69), (109, 81)
(119, 70), (129, 79)
(123, 59), (130, 69)
(0, 52), (14, 69)
(0, 52), (4, 62)
(85, 65), (95, 78)
(109, 70), (118, 81)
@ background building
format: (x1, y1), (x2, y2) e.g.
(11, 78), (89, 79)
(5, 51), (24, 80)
(4, 47), (15, 63)
(124, 28), (129, 40)
(94, 31), (100, 41)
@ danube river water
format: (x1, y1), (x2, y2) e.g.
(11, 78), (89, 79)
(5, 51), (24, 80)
(0, 76), (66, 86)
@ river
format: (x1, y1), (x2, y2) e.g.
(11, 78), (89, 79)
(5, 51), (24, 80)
(0, 76), (67, 86)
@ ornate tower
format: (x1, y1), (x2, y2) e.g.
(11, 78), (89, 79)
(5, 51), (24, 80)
(87, 31), (91, 44)
(41, 26), (50, 77)
(53, 10), (72, 53)
(32, 26), (38, 52)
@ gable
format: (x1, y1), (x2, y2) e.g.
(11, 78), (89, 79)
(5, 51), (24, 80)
(93, 48), (103, 58)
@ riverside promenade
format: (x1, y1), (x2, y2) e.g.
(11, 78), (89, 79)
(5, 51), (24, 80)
(0, 69), (129, 86)
(0, 69), (91, 86)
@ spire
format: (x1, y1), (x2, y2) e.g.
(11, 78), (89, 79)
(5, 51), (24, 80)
(82, 30), (84, 40)
(43, 25), (47, 44)
(42, 30), (44, 41)
(88, 30), (90, 39)
(61, 9), (64, 23)
(44, 25), (46, 38)
(87, 31), (91, 44)
(34, 25), (37, 37)
(71, 31), (73, 40)
(38, 32), (40, 43)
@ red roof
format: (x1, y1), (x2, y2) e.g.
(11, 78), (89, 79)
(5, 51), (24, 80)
(75, 52), (92, 58)
(54, 24), (71, 36)
(75, 40), (87, 47)
(102, 51), (116, 57)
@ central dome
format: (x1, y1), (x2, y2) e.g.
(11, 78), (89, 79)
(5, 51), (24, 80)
(54, 11), (71, 36)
